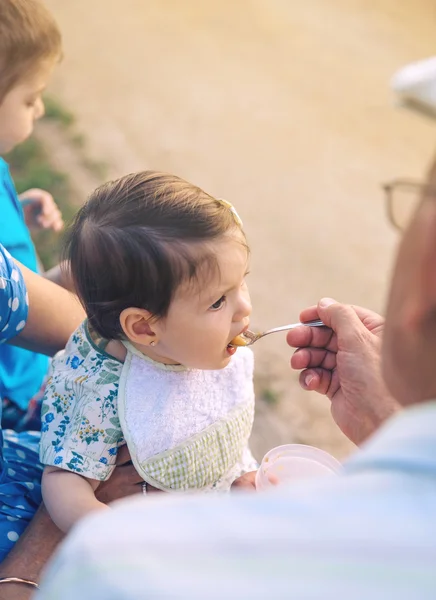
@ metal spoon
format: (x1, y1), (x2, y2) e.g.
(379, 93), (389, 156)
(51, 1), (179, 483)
(230, 319), (325, 347)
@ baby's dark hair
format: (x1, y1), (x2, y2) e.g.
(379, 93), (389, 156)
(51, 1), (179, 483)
(64, 171), (246, 340)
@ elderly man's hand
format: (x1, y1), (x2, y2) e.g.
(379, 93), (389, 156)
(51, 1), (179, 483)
(287, 298), (401, 446)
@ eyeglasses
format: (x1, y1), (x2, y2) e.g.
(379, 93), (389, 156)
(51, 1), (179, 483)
(382, 179), (436, 231)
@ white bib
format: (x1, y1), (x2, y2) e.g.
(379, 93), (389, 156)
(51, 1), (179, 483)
(118, 343), (254, 492)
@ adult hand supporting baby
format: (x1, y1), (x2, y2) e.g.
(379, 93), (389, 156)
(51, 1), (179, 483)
(0, 447), (146, 599)
(287, 298), (401, 446)
(96, 445), (163, 501)
(95, 445), (144, 503)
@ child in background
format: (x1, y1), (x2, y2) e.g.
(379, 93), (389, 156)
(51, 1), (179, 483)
(0, 0), (65, 429)
(40, 171), (257, 532)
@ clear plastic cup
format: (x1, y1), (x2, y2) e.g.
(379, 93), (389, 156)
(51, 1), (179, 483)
(255, 443), (342, 491)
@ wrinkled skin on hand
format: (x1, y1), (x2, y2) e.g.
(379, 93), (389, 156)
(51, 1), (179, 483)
(288, 298), (401, 446)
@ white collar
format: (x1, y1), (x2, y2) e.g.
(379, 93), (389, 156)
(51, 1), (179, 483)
(121, 340), (188, 372)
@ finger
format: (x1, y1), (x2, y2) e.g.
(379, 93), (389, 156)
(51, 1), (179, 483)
(36, 195), (64, 230)
(37, 204), (60, 222)
(267, 473), (279, 486)
(19, 189), (42, 205)
(286, 324), (337, 353)
(291, 347), (337, 371)
(42, 215), (64, 232)
(299, 367), (337, 397)
(37, 211), (64, 231)
(53, 216), (64, 232)
(231, 478), (256, 492)
(299, 305), (321, 323)
(111, 462), (142, 487)
(37, 192), (56, 216)
(240, 471), (257, 487)
(116, 444), (131, 465)
(317, 298), (371, 346)
(125, 463), (143, 486)
(40, 207), (63, 225)
(350, 304), (385, 336)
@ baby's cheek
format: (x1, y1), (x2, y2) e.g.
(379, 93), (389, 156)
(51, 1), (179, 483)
(196, 336), (221, 364)
(196, 336), (215, 358)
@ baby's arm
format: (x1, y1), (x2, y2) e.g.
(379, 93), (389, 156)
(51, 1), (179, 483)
(42, 466), (109, 533)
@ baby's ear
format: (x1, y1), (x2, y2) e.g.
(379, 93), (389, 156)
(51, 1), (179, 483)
(119, 307), (157, 345)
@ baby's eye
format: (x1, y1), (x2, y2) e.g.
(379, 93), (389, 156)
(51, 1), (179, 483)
(210, 295), (226, 311)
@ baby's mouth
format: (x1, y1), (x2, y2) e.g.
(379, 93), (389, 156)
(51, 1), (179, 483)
(228, 335), (248, 348)
(228, 325), (250, 348)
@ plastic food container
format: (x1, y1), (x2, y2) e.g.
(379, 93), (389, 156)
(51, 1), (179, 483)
(255, 443), (342, 491)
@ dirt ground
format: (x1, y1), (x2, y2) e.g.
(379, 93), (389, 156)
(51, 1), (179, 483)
(42, 0), (436, 460)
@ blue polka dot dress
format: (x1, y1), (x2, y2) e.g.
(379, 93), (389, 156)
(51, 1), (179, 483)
(0, 244), (43, 559)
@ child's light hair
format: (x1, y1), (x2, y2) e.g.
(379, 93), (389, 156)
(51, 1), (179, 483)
(64, 171), (248, 340)
(0, 0), (62, 102)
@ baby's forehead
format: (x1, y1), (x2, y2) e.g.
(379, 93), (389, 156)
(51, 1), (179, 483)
(175, 239), (249, 301)
(173, 259), (221, 303)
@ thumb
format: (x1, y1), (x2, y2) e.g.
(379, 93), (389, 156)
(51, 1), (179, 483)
(317, 298), (367, 345)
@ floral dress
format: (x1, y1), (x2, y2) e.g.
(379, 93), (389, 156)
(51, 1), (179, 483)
(40, 321), (257, 491)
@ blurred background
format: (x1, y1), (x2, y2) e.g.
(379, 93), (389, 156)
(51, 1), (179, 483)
(14, 0), (436, 459)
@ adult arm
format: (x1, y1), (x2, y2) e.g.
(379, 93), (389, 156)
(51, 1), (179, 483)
(0, 505), (61, 600)
(287, 298), (401, 445)
(11, 261), (84, 356)
(0, 446), (144, 599)
(43, 261), (75, 293)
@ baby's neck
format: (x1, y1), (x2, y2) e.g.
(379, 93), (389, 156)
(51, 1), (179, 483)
(106, 339), (181, 367)
(105, 339), (127, 362)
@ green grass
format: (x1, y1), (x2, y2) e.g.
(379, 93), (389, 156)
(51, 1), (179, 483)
(254, 370), (282, 407)
(5, 96), (97, 269)
(43, 95), (75, 128)
(260, 387), (281, 406)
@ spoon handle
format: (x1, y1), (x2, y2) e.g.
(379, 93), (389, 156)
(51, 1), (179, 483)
(264, 319), (325, 336)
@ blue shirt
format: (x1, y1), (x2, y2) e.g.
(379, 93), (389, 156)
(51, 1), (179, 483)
(0, 158), (48, 410)
(0, 245), (28, 470)
(38, 402), (436, 600)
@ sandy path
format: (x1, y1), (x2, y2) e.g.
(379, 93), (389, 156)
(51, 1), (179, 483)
(43, 0), (436, 458)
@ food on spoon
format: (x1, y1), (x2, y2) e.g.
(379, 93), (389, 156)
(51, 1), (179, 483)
(229, 334), (248, 347)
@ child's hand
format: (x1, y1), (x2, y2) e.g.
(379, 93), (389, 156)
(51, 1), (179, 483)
(19, 188), (64, 233)
(231, 471), (257, 492)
